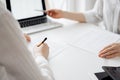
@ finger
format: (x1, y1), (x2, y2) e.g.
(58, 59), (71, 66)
(49, 12), (52, 16)
(44, 10), (48, 14)
(100, 43), (118, 52)
(41, 43), (49, 48)
(100, 43), (115, 52)
(26, 36), (31, 42)
(99, 46), (115, 56)
(99, 50), (117, 58)
(46, 11), (53, 16)
(105, 53), (119, 59)
(41, 43), (47, 46)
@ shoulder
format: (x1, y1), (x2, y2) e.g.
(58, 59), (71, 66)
(0, 1), (9, 15)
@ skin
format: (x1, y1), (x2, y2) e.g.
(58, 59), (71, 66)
(99, 43), (120, 59)
(24, 33), (31, 42)
(46, 9), (86, 23)
(24, 34), (49, 59)
(23, 33), (49, 59)
(34, 43), (49, 60)
(46, 9), (120, 59)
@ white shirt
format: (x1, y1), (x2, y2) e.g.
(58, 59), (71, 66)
(84, 0), (120, 34)
(0, 1), (54, 80)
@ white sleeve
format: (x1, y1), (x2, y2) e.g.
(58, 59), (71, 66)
(0, 1), (54, 80)
(0, 66), (9, 80)
(35, 56), (55, 80)
(84, 0), (103, 23)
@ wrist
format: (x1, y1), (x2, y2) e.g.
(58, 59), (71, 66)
(34, 52), (48, 60)
(61, 10), (66, 18)
(34, 52), (42, 58)
(35, 56), (48, 65)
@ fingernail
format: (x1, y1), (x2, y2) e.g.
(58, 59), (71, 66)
(98, 54), (101, 57)
(100, 55), (105, 58)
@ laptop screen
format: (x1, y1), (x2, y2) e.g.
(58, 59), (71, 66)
(10, 0), (44, 20)
(6, 0), (47, 27)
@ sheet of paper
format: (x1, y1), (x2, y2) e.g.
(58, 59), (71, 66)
(88, 72), (99, 80)
(49, 46), (104, 80)
(70, 29), (120, 54)
(28, 36), (68, 59)
(103, 57), (120, 66)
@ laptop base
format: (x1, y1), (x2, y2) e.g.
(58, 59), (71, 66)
(22, 21), (63, 34)
(95, 72), (113, 80)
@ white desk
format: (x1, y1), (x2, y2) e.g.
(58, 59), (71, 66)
(29, 20), (120, 80)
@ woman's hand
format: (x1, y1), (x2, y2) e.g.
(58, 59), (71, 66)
(24, 33), (31, 42)
(34, 43), (49, 60)
(99, 43), (120, 59)
(46, 9), (64, 19)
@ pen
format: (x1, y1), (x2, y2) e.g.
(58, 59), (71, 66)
(35, 10), (45, 12)
(37, 37), (47, 47)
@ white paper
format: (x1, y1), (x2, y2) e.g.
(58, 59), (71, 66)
(70, 29), (120, 54)
(28, 36), (68, 59)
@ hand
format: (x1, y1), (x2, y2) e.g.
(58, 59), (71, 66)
(34, 43), (49, 60)
(99, 43), (120, 59)
(24, 33), (31, 42)
(46, 9), (64, 19)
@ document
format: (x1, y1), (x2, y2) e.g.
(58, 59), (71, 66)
(28, 36), (68, 59)
(70, 29), (120, 54)
(103, 57), (120, 66)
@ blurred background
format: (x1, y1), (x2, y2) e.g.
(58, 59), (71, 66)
(45, 0), (96, 12)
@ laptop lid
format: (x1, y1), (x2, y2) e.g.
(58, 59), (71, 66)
(6, 0), (47, 27)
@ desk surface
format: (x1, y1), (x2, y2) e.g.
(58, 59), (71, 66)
(29, 21), (120, 80)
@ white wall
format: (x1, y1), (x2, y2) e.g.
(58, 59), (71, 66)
(85, 0), (96, 10)
(75, 0), (85, 12)
(71, 0), (96, 12)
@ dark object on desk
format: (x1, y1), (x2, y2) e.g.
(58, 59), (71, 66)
(95, 66), (120, 80)
(102, 66), (120, 80)
(95, 72), (113, 80)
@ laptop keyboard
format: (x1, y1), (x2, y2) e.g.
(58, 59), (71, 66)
(22, 22), (63, 34)
(19, 17), (47, 28)
(102, 66), (120, 80)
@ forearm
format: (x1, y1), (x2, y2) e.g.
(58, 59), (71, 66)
(35, 56), (54, 80)
(62, 11), (86, 23)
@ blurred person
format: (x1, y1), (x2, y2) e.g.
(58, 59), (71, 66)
(0, 1), (54, 80)
(46, 0), (120, 59)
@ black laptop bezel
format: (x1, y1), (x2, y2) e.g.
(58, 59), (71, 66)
(6, 0), (47, 27)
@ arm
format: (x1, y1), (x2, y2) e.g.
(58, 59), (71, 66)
(83, 0), (103, 23)
(46, 9), (86, 23)
(34, 43), (54, 80)
(46, 0), (103, 23)
(0, 1), (54, 80)
(62, 11), (86, 23)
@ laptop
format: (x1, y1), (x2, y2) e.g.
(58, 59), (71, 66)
(102, 66), (120, 80)
(89, 66), (120, 80)
(5, 0), (62, 34)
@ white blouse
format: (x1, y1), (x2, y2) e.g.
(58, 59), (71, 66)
(84, 0), (120, 34)
(0, 1), (54, 80)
